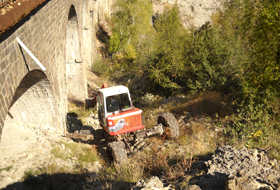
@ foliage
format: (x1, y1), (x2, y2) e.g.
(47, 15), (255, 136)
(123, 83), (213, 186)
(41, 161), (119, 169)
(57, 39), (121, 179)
(108, 32), (120, 54)
(243, 0), (280, 102)
(215, 0), (280, 104)
(125, 44), (137, 60)
(108, 0), (280, 105)
(92, 58), (112, 77)
(111, 0), (153, 54)
(219, 102), (276, 147)
(183, 22), (241, 94)
(148, 4), (186, 93)
(145, 4), (242, 96)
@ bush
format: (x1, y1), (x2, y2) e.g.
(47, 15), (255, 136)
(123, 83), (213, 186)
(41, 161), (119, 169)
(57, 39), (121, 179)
(92, 58), (111, 77)
(218, 102), (276, 148)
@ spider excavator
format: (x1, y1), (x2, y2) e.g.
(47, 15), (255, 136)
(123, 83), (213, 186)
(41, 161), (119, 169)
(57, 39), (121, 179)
(69, 83), (179, 163)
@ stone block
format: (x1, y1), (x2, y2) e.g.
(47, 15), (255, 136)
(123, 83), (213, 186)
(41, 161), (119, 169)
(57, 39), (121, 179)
(0, 95), (4, 108)
(0, 59), (6, 72)
(0, 40), (7, 52)
(0, 72), (5, 85)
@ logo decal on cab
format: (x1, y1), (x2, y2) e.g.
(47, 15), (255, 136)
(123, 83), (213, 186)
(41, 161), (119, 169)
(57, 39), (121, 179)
(109, 119), (125, 133)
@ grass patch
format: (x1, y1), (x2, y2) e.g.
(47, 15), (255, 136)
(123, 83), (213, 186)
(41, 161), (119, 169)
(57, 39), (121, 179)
(68, 102), (94, 126)
(88, 159), (145, 190)
(24, 169), (34, 178)
(23, 164), (68, 180)
(176, 132), (190, 146)
(51, 141), (100, 164)
(51, 147), (70, 160)
(191, 122), (206, 134)
(23, 141), (100, 181)
(0, 166), (12, 173)
(68, 102), (92, 118)
(78, 146), (100, 163)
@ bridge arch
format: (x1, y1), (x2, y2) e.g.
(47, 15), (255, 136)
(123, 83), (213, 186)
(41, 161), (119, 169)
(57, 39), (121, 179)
(3, 69), (60, 135)
(65, 5), (87, 101)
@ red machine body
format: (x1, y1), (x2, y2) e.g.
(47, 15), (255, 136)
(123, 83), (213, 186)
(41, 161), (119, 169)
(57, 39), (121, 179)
(95, 83), (144, 136)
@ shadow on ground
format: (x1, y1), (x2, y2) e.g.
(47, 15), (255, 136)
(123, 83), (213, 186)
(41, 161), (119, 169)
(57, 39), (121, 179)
(2, 172), (90, 190)
(66, 112), (109, 162)
(1, 171), (130, 190)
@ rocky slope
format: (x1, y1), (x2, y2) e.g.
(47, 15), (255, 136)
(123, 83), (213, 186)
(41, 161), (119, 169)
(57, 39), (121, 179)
(131, 145), (280, 190)
(152, 0), (222, 29)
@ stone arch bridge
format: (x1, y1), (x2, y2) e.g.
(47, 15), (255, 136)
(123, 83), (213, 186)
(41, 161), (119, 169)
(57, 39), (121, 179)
(0, 0), (111, 141)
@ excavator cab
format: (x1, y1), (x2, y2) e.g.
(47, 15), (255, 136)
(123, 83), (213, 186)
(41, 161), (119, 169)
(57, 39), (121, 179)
(96, 85), (144, 136)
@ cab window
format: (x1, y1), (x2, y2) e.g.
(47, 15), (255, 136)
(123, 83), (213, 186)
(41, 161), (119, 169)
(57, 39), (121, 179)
(106, 93), (131, 113)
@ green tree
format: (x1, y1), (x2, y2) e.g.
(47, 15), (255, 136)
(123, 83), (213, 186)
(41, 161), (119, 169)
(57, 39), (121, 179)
(183, 22), (241, 94)
(213, 0), (280, 104)
(108, 32), (120, 54)
(243, 0), (280, 100)
(111, 0), (153, 54)
(148, 4), (187, 93)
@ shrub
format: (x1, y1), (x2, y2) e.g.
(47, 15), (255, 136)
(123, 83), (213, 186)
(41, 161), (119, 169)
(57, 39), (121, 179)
(219, 102), (276, 148)
(92, 58), (111, 77)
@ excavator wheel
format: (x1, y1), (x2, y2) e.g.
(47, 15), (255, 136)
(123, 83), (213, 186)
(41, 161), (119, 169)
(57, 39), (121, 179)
(107, 141), (127, 164)
(158, 113), (179, 139)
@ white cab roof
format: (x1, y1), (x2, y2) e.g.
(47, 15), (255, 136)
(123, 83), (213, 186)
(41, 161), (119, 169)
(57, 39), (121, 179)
(98, 85), (130, 97)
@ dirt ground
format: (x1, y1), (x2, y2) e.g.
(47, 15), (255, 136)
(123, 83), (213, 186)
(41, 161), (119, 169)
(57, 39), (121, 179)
(0, 120), (56, 189)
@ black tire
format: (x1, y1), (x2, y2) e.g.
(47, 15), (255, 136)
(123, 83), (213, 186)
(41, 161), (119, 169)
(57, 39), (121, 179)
(158, 113), (179, 139)
(107, 141), (127, 164)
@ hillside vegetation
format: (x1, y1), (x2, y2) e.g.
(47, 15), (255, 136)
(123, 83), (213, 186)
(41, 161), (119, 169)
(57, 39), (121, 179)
(95, 0), (280, 149)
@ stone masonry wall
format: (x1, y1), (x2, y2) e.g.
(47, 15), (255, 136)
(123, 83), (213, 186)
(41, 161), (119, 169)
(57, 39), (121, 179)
(0, 0), (111, 141)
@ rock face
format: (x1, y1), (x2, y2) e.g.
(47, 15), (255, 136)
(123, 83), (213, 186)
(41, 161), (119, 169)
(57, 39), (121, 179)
(152, 0), (222, 29)
(202, 145), (280, 190)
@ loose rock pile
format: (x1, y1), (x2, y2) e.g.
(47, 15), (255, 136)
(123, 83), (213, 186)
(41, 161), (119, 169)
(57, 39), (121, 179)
(188, 145), (280, 190)
(132, 146), (280, 190)
(207, 145), (280, 190)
